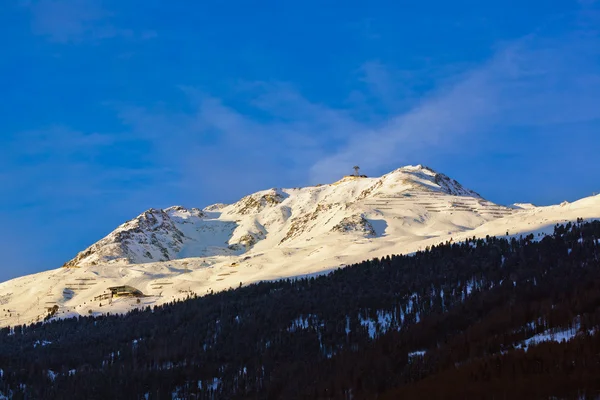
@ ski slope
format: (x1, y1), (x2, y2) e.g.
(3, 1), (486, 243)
(0, 165), (598, 328)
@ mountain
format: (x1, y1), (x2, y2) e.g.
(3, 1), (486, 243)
(62, 165), (489, 268)
(0, 165), (598, 328)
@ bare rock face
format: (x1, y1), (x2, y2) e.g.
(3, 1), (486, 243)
(331, 215), (376, 237)
(203, 203), (229, 212)
(433, 173), (480, 197)
(279, 203), (340, 244)
(229, 189), (288, 215)
(228, 231), (266, 251)
(62, 207), (205, 267)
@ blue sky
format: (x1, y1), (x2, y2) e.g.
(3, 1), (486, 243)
(1, 0), (599, 282)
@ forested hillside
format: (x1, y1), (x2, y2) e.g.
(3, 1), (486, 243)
(1, 220), (599, 399)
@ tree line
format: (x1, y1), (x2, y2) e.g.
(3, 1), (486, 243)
(0, 220), (598, 399)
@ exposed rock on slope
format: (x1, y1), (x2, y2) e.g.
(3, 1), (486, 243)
(203, 203), (229, 212)
(62, 207), (209, 267)
(331, 215), (376, 236)
(228, 189), (287, 215)
(63, 165), (506, 268)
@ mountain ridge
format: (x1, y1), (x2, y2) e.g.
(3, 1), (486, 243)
(61, 165), (486, 268)
(1, 165), (598, 328)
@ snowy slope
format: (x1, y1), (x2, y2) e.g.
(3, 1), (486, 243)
(0, 165), (598, 328)
(62, 206), (242, 267)
(61, 165), (490, 268)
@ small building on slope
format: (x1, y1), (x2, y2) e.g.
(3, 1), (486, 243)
(107, 285), (144, 298)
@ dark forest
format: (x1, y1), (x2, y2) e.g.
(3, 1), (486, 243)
(1, 220), (599, 399)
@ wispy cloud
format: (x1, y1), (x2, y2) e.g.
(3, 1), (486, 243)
(114, 88), (349, 200)
(1, 127), (161, 212)
(14, 6), (598, 208)
(102, 21), (600, 197)
(310, 30), (600, 181)
(0, 125), (168, 278)
(24, 0), (155, 43)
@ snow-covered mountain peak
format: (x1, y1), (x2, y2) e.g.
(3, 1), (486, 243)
(227, 188), (289, 215)
(203, 203), (229, 212)
(164, 205), (204, 216)
(2, 165), (599, 328)
(60, 165), (490, 269)
(61, 206), (215, 268)
(510, 203), (537, 210)
(395, 164), (427, 171)
(368, 165), (481, 198)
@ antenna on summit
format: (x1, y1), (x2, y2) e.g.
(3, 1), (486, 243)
(353, 165), (360, 176)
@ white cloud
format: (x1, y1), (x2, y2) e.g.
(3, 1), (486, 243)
(113, 91), (345, 200)
(309, 33), (600, 182)
(107, 27), (600, 195)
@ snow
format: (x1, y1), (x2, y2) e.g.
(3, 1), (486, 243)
(33, 340), (52, 348)
(515, 316), (596, 351)
(47, 370), (58, 382)
(377, 310), (393, 331)
(521, 328), (577, 348)
(466, 279), (474, 296)
(288, 315), (312, 332)
(408, 350), (426, 358)
(510, 203), (537, 210)
(516, 326), (582, 351)
(197, 377), (221, 391)
(208, 377), (221, 390)
(359, 310), (395, 338)
(360, 316), (377, 338)
(0, 166), (599, 328)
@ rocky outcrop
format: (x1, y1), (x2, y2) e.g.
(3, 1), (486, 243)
(203, 203), (228, 212)
(280, 203), (339, 244)
(433, 173), (481, 197)
(63, 208), (203, 267)
(228, 189), (288, 215)
(331, 215), (376, 236)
